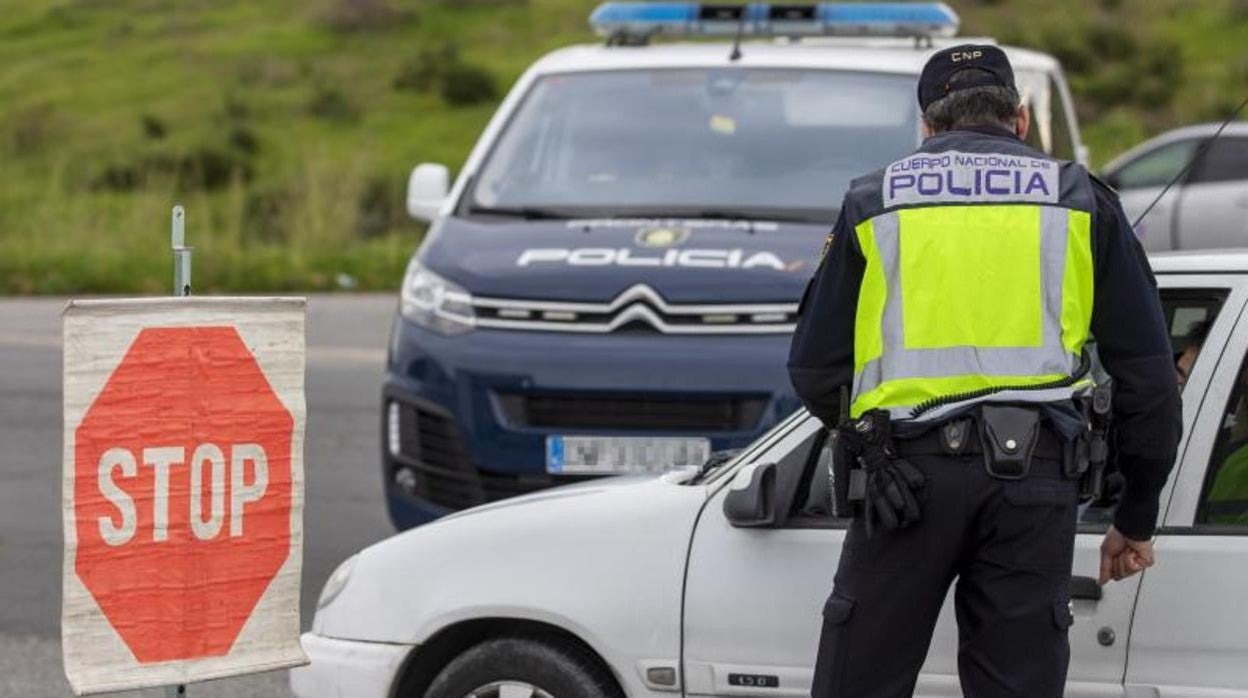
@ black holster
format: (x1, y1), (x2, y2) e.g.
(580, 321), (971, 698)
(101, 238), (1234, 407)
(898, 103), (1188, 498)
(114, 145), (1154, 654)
(828, 429), (854, 519)
(829, 386), (866, 519)
(1071, 383), (1113, 500)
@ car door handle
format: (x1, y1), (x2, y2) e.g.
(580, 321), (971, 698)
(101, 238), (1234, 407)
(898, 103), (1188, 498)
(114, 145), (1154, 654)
(1071, 575), (1103, 601)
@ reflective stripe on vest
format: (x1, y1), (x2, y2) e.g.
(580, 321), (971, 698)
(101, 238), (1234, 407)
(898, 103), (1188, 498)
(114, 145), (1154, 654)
(850, 203), (1094, 420)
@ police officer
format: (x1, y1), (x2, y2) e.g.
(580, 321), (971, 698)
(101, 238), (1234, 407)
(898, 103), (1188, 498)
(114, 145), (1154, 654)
(788, 45), (1181, 697)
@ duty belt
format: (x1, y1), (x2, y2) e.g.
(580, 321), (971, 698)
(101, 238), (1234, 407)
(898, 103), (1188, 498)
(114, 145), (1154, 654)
(893, 418), (1066, 461)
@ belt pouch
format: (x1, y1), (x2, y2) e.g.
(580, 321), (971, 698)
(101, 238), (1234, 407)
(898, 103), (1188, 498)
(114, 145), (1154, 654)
(978, 405), (1040, 480)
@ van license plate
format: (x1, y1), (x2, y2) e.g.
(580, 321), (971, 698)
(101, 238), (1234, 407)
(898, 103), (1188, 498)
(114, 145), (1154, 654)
(547, 436), (711, 474)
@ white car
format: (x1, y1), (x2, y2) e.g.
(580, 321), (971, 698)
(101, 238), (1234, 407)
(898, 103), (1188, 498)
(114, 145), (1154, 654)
(293, 250), (1248, 697)
(1103, 122), (1248, 252)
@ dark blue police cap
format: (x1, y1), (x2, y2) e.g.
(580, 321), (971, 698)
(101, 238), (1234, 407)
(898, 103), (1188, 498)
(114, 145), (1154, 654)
(917, 44), (1016, 112)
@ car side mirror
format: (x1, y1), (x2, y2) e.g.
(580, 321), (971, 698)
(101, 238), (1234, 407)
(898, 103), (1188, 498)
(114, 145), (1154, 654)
(723, 462), (778, 528)
(407, 163), (450, 222)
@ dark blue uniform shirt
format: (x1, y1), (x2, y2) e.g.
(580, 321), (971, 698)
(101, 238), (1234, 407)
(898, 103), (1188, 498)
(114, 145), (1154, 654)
(788, 125), (1182, 540)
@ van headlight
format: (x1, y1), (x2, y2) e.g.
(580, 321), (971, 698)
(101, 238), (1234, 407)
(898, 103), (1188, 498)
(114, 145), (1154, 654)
(318, 554), (359, 610)
(401, 259), (475, 335)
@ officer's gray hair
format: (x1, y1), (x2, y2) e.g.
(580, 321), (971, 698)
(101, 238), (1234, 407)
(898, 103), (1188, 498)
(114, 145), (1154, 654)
(922, 85), (1021, 133)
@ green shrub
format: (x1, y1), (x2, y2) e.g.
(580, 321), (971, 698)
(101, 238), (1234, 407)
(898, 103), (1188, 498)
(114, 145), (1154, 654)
(317, 0), (416, 33)
(175, 145), (254, 190)
(5, 103), (59, 156)
(392, 44), (458, 92)
(1084, 21), (1137, 62)
(244, 186), (295, 244)
(1133, 41), (1184, 110)
(440, 62), (497, 106)
(1231, 0), (1248, 22)
(141, 114), (167, 140)
(306, 84), (359, 122)
(229, 125), (261, 155)
(1038, 28), (1094, 75)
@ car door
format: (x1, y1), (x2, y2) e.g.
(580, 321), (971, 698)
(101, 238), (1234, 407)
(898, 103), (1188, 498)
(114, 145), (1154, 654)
(1125, 275), (1248, 697)
(680, 279), (1237, 697)
(681, 415), (838, 696)
(1173, 137), (1248, 249)
(1106, 138), (1202, 252)
(682, 417), (1137, 697)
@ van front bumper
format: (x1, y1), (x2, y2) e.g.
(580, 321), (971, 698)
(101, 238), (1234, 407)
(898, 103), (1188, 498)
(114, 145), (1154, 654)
(382, 317), (800, 529)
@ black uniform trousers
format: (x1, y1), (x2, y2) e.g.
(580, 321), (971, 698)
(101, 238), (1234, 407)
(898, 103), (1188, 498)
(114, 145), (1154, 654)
(811, 453), (1079, 698)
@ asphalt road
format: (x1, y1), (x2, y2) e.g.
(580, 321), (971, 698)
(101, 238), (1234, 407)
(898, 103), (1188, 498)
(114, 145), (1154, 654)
(0, 294), (398, 697)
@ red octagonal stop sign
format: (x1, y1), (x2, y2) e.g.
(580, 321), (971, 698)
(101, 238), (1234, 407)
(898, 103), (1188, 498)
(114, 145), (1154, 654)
(74, 326), (293, 663)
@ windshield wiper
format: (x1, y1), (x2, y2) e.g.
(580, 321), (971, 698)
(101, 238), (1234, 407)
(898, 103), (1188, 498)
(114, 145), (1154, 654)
(627, 209), (833, 225)
(465, 205), (577, 220)
(697, 448), (743, 479)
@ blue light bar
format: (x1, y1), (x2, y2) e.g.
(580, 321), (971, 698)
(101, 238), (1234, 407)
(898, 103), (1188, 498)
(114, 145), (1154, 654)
(589, 2), (960, 40)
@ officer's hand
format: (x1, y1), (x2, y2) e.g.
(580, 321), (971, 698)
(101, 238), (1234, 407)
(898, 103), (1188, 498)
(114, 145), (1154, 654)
(1098, 526), (1156, 584)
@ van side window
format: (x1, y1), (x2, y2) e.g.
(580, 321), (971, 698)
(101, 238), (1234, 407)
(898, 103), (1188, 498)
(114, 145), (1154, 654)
(1022, 104), (1045, 154)
(1048, 75), (1076, 161)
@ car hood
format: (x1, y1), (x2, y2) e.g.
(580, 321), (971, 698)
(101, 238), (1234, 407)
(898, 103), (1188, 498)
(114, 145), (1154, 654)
(313, 473), (708, 647)
(419, 216), (828, 303)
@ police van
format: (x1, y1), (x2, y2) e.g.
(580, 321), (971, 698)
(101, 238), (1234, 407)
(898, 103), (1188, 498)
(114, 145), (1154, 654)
(383, 2), (1087, 528)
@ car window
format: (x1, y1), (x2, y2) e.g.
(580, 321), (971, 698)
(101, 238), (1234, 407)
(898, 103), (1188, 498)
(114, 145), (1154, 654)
(1166, 292), (1227, 403)
(1082, 289), (1227, 527)
(1188, 136), (1248, 185)
(1198, 348), (1248, 529)
(1110, 138), (1201, 190)
(1048, 75), (1076, 161)
(786, 427), (851, 528)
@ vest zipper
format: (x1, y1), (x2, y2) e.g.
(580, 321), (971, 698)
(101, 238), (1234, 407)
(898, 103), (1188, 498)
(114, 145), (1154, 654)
(907, 350), (1093, 420)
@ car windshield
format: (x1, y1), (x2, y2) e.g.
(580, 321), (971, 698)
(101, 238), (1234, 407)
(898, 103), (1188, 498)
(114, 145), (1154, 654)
(470, 68), (920, 223)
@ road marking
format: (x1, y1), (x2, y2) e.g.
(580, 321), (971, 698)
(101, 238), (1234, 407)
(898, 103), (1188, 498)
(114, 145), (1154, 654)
(0, 333), (59, 349)
(306, 346), (386, 365)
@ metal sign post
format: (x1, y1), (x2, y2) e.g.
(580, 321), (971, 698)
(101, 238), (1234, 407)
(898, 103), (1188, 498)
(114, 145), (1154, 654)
(172, 204), (191, 297)
(167, 204), (189, 698)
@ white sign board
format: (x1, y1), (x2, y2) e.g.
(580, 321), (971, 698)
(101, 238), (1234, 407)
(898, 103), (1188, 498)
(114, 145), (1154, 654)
(62, 297), (307, 694)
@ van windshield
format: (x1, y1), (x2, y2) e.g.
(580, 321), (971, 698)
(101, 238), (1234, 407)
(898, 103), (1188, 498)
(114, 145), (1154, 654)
(469, 68), (920, 223)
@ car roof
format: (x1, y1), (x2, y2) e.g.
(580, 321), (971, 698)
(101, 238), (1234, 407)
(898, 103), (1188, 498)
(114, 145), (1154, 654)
(1151, 249), (1248, 274)
(1104, 122), (1248, 173)
(528, 37), (1060, 76)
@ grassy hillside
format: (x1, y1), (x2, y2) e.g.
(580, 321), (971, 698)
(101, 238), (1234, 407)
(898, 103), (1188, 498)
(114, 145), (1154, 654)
(1, 0), (1245, 294)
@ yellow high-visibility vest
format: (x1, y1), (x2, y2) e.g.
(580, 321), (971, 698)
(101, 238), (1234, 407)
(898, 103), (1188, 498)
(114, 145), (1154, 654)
(842, 135), (1096, 421)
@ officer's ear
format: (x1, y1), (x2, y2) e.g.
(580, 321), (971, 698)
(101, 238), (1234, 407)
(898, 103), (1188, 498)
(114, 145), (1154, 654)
(1015, 103), (1031, 141)
(921, 119), (934, 139)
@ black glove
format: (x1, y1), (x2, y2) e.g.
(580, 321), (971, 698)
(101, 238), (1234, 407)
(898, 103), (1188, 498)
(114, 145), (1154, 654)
(840, 410), (927, 535)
